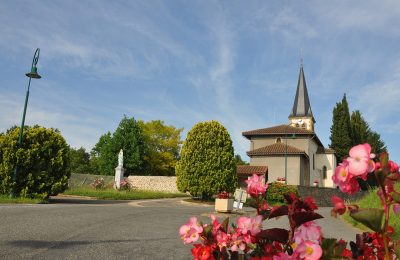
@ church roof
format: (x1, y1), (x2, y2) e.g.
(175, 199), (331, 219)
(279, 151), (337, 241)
(236, 165), (268, 176)
(243, 124), (314, 138)
(317, 147), (336, 154)
(247, 143), (308, 157)
(289, 65), (315, 122)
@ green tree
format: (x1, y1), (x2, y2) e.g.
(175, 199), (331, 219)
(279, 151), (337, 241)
(330, 94), (353, 162)
(69, 147), (92, 174)
(0, 125), (70, 199)
(367, 131), (387, 155)
(350, 110), (370, 145)
(91, 116), (146, 176)
(235, 154), (249, 165)
(139, 120), (183, 176)
(175, 121), (236, 199)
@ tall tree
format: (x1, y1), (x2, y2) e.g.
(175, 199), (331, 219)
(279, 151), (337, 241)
(367, 131), (387, 155)
(69, 147), (92, 174)
(91, 116), (146, 176)
(330, 94), (353, 162)
(235, 154), (249, 165)
(139, 120), (183, 176)
(350, 110), (370, 145)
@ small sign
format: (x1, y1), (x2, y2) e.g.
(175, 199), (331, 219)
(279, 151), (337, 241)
(233, 201), (243, 209)
(234, 189), (247, 203)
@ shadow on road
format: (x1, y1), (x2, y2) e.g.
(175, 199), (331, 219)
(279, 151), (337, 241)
(48, 197), (132, 205)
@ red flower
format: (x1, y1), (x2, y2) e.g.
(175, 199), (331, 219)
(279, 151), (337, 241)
(191, 244), (215, 260)
(331, 196), (346, 216)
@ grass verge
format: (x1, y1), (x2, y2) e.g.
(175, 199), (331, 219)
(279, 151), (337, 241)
(0, 195), (46, 204)
(342, 182), (400, 240)
(62, 187), (188, 200)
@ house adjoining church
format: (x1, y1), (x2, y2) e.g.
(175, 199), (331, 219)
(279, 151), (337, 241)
(237, 64), (337, 188)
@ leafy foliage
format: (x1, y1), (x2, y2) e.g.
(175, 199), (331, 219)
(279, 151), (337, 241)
(0, 125), (70, 199)
(266, 182), (298, 203)
(91, 116), (146, 176)
(175, 121), (236, 198)
(330, 94), (353, 162)
(234, 154), (249, 165)
(68, 147), (92, 174)
(139, 120), (183, 176)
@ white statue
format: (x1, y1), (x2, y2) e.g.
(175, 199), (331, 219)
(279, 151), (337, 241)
(118, 149), (123, 167)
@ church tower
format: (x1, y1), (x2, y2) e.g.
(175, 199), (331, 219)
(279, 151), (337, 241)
(288, 64), (315, 131)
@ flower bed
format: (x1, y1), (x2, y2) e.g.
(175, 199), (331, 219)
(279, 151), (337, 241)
(179, 143), (400, 259)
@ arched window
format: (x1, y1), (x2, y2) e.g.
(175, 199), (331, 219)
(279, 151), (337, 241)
(276, 137), (282, 143)
(323, 166), (327, 179)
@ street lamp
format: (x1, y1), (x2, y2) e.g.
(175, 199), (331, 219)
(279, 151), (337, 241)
(12, 48), (41, 197)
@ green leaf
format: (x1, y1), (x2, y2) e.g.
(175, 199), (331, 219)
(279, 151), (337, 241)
(392, 192), (400, 203)
(380, 152), (389, 167)
(349, 208), (384, 232)
(221, 217), (229, 233)
(395, 243), (400, 258)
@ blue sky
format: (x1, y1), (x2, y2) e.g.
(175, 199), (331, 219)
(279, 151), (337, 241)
(1, 1), (400, 162)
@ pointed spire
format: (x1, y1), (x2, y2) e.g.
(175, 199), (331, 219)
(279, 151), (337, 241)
(289, 64), (315, 122)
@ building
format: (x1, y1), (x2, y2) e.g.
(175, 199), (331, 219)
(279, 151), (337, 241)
(240, 64), (336, 187)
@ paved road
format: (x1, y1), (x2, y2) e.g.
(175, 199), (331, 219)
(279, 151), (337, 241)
(0, 198), (360, 260)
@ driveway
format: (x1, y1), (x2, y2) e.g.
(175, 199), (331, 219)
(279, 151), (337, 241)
(0, 198), (360, 259)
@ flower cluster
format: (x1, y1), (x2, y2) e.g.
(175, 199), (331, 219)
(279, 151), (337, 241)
(91, 177), (105, 190)
(217, 191), (230, 199)
(276, 177), (286, 182)
(119, 177), (133, 191)
(180, 143), (400, 259)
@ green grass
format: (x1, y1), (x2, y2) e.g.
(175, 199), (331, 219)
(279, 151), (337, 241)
(0, 195), (46, 204)
(342, 182), (400, 240)
(62, 187), (188, 200)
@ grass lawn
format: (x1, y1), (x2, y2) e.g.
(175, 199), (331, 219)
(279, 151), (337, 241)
(342, 182), (400, 240)
(62, 187), (188, 200)
(0, 195), (46, 204)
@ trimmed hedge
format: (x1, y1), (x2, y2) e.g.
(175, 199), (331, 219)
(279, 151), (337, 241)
(0, 126), (70, 199)
(266, 182), (299, 203)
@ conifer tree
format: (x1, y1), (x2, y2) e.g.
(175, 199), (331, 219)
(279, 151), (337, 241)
(350, 110), (370, 145)
(329, 94), (353, 162)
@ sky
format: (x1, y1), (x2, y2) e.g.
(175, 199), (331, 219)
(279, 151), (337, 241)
(1, 1), (400, 162)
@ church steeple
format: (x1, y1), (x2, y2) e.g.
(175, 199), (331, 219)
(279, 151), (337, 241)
(289, 64), (316, 131)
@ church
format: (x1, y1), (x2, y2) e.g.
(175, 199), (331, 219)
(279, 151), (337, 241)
(237, 64), (337, 188)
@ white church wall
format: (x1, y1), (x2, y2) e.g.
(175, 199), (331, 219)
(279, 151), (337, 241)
(250, 156), (301, 185)
(316, 153), (336, 188)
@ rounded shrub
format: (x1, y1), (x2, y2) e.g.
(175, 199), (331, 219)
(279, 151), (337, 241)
(266, 182), (299, 203)
(0, 126), (70, 199)
(175, 121), (236, 199)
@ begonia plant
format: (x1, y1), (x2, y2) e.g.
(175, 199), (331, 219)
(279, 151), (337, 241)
(179, 143), (400, 259)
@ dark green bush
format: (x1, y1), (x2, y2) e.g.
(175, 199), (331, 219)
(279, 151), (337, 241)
(266, 182), (298, 203)
(0, 126), (70, 199)
(175, 121), (236, 199)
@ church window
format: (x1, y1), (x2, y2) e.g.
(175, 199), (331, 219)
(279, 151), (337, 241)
(276, 137), (282, 143)
(301, 123), (306, 129)
(323, 166), (327, 179)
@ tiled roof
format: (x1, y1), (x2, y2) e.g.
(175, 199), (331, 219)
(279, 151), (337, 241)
(243, 124), (314, 138)
(236, 165), (268, 175)
(316, 147), (336, 154)
(247, 143), (307, 157)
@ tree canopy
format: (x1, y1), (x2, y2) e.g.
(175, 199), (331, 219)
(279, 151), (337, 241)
(175, 121), (236, 199)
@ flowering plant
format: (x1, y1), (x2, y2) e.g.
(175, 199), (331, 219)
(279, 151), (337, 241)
(179, 143), (400, 259)
(313, 180), (319, 184)
(217, 191), (231, 199)
(277, 177), (286, 182)
(91, 178), (105, 190)
(119, 177), (133, 191)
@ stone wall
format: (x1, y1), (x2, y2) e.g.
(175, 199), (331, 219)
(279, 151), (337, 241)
(127, 176), (179, 193)
(297, 186), (367, 207)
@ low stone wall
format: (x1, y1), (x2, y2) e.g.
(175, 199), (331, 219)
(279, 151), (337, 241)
(127, 176), (179, 193)
(297, 186), (367, 207)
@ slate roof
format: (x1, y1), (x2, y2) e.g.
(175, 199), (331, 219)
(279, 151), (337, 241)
(289, 65), (315, 122)
(236, 165), (268, 176)
(247, 143), (308, 157)
(243, 124), (314, 138)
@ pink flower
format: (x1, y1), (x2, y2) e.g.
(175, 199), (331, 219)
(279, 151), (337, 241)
(338, 176), (360, 194)
(347, 143), (375, 177)
(333, 160), (350, 183)
(246, 174), (268, 198)
(331, 196), (346, 216)
(296, 241), (323, 260)
(293, 221), (322, 245)
(230, 233), (246, 252)
(393, 204), (400, 215)
(216, 232), (230, 250)
(389, 160), (399, 173)
(237, 215), (263, 236)
(179, 217), (203, 244)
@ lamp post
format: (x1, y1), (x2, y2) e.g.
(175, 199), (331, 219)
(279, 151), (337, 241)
(12, 48), (41, 197)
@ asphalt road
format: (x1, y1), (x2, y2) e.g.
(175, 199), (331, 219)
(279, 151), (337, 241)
(0, 197), (360, 260)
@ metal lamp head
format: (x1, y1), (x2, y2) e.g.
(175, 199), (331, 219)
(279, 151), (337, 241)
(25, 66), (41, 79)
